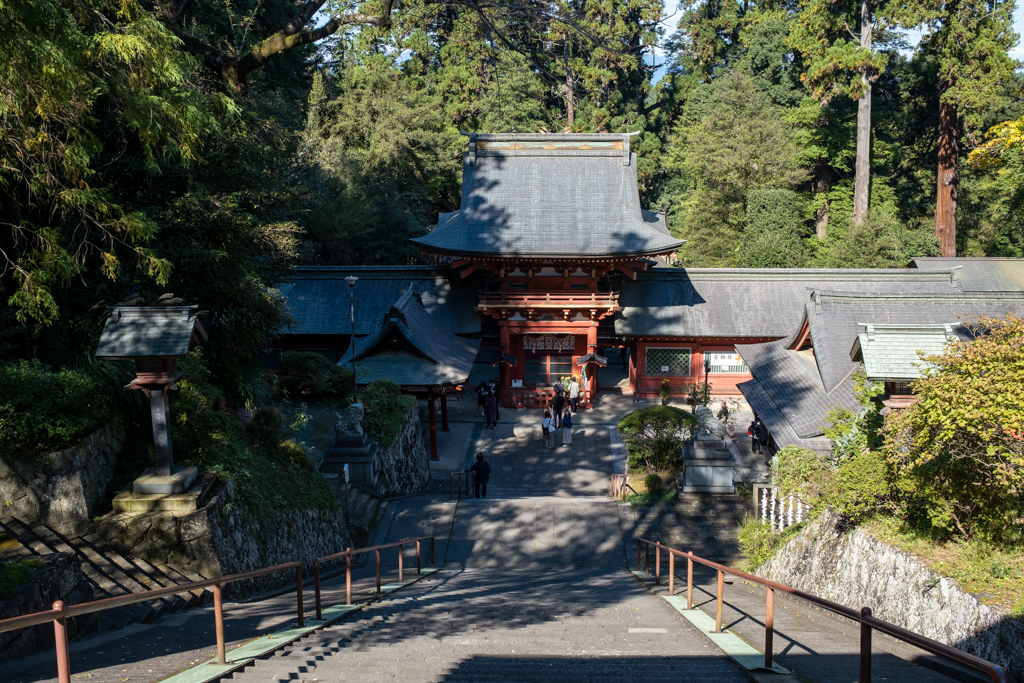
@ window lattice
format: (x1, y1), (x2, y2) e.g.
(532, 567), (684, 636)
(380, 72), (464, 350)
(645, 348), (691, 376)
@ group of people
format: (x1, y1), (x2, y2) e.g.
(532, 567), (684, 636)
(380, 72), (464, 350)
(748, 416), (770, 456)
(474, 378), (501, 429)
(541, 379), (580, 449)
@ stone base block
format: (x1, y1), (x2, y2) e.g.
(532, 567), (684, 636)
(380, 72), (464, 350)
(133, 466), (198, 494)
(681, 460), (736, 494)
(114, 469), (208, 513)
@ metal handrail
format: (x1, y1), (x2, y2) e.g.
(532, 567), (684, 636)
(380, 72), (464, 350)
(312, 535), (435, 619)
(0, 561), (303, 683)
(450, 471), (474, 500)
(635, 538), (1011, 683)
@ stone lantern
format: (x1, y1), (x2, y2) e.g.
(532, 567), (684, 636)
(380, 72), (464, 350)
(95, 306), (207, 497)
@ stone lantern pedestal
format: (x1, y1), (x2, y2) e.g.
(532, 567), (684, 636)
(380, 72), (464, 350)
(681, 434), (736, 494)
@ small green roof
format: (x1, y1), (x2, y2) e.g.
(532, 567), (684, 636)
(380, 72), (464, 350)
(95, 306), (207, 359)
(850, 323), (966, 381)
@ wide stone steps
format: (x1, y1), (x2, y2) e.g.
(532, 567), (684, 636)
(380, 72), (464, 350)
(0, 516), (214, 633)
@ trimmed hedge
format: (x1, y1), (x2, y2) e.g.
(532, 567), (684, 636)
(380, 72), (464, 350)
(618, 405), (698, 471)
(0, 360), (112, 457)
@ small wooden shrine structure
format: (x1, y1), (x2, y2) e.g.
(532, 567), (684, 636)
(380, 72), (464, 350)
(96, 305), (207, 495)
(339, 286), (481, 460)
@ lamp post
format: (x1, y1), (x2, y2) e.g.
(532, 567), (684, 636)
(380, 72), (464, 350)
(345, 276), (358, 400)
(703, 355), (711, 406)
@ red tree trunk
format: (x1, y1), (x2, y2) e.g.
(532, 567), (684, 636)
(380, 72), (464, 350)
(935, 98), (958, 257)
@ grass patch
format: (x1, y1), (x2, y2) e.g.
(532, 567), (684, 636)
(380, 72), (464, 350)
(625, 489), (679, 506)
(0, 559), (46, 601)
(737, 515), (807, 572)
(864, 516), (1024, 618)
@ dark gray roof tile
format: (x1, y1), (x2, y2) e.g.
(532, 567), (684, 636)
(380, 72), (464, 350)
(95, 307), (206, 359)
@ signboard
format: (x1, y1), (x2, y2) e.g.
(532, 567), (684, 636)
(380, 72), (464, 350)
(707, 352), (748, 374)
(661, 365), (670, 372)
(511, 379), (523, 388)
(343, 463), (350, 484)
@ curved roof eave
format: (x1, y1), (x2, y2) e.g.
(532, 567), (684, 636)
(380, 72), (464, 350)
(408, 238), (685, 260)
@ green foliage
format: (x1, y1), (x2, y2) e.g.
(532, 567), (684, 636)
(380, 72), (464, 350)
(823, 369), (885, 465)
(278, 352), (353, 402)
(827, 450), (893, 523)
(0, 360), (112, 456)
(618, 406), (698, 471)
(0, 559), (47, 601)
(742, 188), (805, 267)
(772, 446), (832, 505)
(360, 380), (415, 448)
(738, 515), (806, 570)
(882, 314), (1024, 541)
(170, 350), (336, 513)
(644, 473), (665, 495)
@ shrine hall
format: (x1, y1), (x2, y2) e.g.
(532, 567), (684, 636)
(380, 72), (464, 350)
(274, 132), (1024, 454)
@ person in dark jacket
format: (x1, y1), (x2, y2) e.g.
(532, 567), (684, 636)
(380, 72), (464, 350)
(475, 381), (488, 418)
(749, 419), (761, 454)
(468, 452), (491, 498)
(551, 390), (566, 429)
(484, 392), (499, 429)
(756, 419), (770, 455)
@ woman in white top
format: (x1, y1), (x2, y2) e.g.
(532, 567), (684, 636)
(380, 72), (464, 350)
(541, 410), (553, 450)
(568, 377), (581, 412)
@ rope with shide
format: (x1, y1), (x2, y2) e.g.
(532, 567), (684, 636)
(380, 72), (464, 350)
(635, 537), (1012, 683)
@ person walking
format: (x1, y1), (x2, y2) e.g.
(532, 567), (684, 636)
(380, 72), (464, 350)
(467, 452), (491, 498)
(551, 388), (565, 429)
(748, 418), (761, 454)
(561, 409), (573, 448)
(756, 419), (770, 456)
(542, 410), (553, 450)
(475, 381), (488, 418)
(484, 391), (499, 430)
(568, 376), (581, 413)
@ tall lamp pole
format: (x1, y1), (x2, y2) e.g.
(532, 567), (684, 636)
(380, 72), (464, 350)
(345, 276), (358, 400)
(703, 355), (711, 406)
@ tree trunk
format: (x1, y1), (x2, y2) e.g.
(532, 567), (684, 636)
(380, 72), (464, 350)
(564, 40), (575, 128)
(935, 97), (958, 256)
(814, 157), (831, 239)
(852, 0), (873, 225)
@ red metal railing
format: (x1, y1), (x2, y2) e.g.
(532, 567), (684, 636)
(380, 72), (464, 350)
(450, 471), (474, 499)
(609, 473), (629, 500)
(0, 562), (304, 683)
(477, 291), (619, 310)
(312, 536), (435, 619)
(635, 538), (1011, 683)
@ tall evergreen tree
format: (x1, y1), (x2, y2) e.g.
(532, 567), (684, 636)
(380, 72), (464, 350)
(789, 0), (895, 224)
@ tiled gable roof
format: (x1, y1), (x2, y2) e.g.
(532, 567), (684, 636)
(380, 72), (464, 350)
(411, 133), (683, 258)
(616, 268), (958, 338)
(850, 323), (969, 381)
(95, 306), (207, 359)
(911, 257), (1024, 292)
(339, 285), (481, 386)
(279, 266), (480, 337)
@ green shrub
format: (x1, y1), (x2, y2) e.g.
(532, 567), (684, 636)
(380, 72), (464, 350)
(738, 515), (806, 570)
(0, 559), (46, 600)
(825, 450), (894, 523)
(742, 188), (805, 268)
(772, 445), (832, 505)
(360, 379), (414, 447)
(644, 473), (664, 495)
(278, 351), (352, 401)
(618, 406), (698, 471)
(0, 360), (113, 456)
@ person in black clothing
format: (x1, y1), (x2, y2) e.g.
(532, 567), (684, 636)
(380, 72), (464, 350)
(475, 381), (488, 418)
(551, 390), (566, 429)
(749, 418), (761, 454)
(468, 452), (491, 498)
(756, 420), (770, 455)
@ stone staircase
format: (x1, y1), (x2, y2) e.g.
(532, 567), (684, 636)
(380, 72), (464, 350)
(0, 516), (214, 632)
(222, 566), (748, 683)
(626, 493), (751, 563)
(345, 486), (389, 533)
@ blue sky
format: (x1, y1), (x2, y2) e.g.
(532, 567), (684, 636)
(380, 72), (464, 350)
(649, 2), (1024, 84)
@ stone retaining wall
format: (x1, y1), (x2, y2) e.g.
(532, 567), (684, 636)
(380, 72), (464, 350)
(0, 553), (97, 662)
(97, 478), (352, 598)
(0, 424), (124, 536)
(758, 510), (1024, 680)
(374, 402), (429, 497)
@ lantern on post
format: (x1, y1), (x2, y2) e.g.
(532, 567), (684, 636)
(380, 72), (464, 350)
(96, 305), (207, 498)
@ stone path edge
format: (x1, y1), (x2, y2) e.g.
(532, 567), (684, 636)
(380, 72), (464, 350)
(627, 569), (790, 677)
(155, 568), (440, 683)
